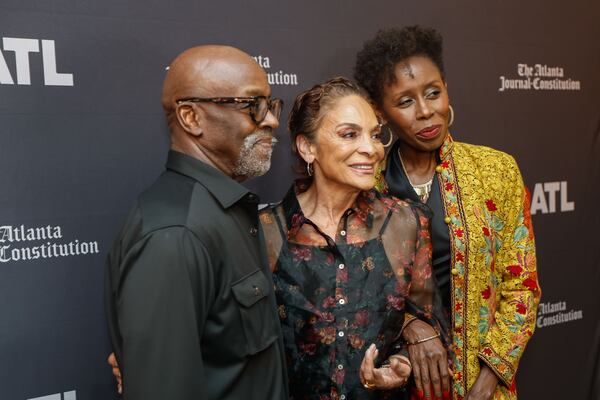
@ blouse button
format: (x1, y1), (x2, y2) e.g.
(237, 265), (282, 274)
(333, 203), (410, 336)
(444, 216), (452, 224)
(338, 331), (345, 337)
(341, 396), (346, 400)
(337, 364), (344, 370)
(338, 263), (345, 270)
(249, 227), (258, 236)
(338, 299), (346, 305)
(435, 165), (443, 173)
(451, 268), (459, 276)
(340, 230), (347, 236)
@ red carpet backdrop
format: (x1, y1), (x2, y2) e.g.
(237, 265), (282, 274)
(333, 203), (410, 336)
(1, 1), (599, 399)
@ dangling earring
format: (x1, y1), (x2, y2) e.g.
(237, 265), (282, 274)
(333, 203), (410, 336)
(306, 162), (313, 177)
(382, 126), (394, 148)
(448, 105), (455, 127)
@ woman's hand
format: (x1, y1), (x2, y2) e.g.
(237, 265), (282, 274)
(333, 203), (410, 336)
(402, 319), (450, 399)
(465, 364), (499, 400)
(107, 352), (123, 394)
(359, 344), (412, 391)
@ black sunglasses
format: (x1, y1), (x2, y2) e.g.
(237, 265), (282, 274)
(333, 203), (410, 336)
(176, 96), (283, 125)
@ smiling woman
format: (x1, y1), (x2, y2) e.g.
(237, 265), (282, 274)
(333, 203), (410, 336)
(259, 77), (443, 399)
(354, 26), (540, 400)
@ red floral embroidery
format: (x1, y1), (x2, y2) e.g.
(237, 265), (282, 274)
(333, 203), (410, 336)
(445, 182), (454, 191)
(523, 278), (538, 291)
(299, 342), (316, 355)
(455, 302), (463, 311)
(322, 296), (336, 308)
(482, 347), (493, 356)
(456, 253), (464, 262)
(482, 227), (490, 236)
(482, 286), (491, 299)
(507, 265), (523, 276)
(354, 310), (370, 326)
(454, 228), (464, 238)
(291, 246), (312, 261)
(442, 160), (450, 169)
(516, 303), (527, 314)
(485, 199), (497, 212)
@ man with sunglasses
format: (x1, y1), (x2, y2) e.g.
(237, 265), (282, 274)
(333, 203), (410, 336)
(105, 45), (288, 400)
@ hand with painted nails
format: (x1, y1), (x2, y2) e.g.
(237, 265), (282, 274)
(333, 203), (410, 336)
(402, 319), (450, 399)
(107, 352), (123, 394)
(359, 343), (412, 391)
(465, 364), (499, 400)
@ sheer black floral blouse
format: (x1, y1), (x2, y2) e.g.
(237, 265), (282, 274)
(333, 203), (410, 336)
(259, 182), (437, 400)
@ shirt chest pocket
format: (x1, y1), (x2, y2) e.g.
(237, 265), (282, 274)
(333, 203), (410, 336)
(231, 269), (279, 356)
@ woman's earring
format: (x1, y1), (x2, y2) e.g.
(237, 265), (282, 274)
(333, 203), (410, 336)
(448, 105), (454, 127)
(382, 126), (394, 148)
(306, 162), (313, 177)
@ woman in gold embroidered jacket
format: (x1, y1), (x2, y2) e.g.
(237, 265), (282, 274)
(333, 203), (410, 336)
(354, 26), (541, 400)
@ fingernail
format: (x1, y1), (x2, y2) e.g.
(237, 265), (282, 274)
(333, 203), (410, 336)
(443, 390), (450, 399)
(418, 390), (424, 399)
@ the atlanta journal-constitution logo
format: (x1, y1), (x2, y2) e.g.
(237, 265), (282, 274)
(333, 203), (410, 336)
(0, 224), (99, 263)
(498, 63), (581, 92)
(253, 55), (299, 86)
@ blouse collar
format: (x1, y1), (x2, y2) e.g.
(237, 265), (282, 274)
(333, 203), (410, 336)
(281, 179), (378, 238)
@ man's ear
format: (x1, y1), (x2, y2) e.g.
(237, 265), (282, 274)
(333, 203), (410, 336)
(296, 134), (315, 163)
(175, 103), (203, 137)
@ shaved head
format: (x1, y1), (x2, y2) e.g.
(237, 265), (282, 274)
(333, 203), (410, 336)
(162, 45), (268, 115)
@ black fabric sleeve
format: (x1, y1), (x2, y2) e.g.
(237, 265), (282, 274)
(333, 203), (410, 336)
(117, 226), (215, 400)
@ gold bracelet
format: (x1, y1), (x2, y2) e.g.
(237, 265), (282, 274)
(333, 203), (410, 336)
(409, 332), (440, 345)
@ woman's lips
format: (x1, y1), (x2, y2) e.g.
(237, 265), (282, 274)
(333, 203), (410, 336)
(349, 163), (375, 174)
(416, 124), (441, 140)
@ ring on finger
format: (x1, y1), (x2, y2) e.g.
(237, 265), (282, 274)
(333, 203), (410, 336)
(363, 381), (376, 390)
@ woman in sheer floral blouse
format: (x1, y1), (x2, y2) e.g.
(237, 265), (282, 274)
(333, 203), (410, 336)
(259, 77), (443, 400)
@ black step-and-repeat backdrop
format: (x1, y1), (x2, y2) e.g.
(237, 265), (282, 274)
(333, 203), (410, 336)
(1, 1), (599, 399)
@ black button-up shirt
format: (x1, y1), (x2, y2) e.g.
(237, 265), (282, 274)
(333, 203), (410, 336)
(105, 150), (288, 400)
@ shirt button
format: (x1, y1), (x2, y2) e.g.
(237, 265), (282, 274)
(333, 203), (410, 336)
(338, 331), (345, 337)
(444, 216), (452, 224)
(249, 227), (258, 236)
(451, 268), (459, 276)
(338, 263), (345, 270)
(338, 299), (346, 305)
(341, 396), (346, 400)
(337, 364), (344, 370)
(340, 230), (347, 236)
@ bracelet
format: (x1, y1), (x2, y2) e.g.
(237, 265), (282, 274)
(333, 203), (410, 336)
(409, 332), (440, 345)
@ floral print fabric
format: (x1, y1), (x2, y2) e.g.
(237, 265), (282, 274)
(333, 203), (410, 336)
(259, 182), (438, 400)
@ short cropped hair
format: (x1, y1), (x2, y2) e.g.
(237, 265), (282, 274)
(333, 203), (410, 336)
(354, 26), (444, 105)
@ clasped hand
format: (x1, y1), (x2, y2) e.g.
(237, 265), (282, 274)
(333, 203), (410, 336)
(359, 343), (411, 391)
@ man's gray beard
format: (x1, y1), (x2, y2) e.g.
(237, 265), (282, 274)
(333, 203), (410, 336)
(232, 130), (277, 179)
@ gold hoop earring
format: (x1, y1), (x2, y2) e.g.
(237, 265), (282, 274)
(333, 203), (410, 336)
(306, 162), (313, 177)
(448, 105), (454, 127)
(382, 127), (394, 148)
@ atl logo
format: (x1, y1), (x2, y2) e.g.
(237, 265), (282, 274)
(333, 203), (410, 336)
(28, 391), (75, 400)
(530, 181), (574, 215)
(0, 37), (73, 86)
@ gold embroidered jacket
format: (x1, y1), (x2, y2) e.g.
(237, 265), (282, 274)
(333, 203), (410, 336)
(378, 135), (541, 399)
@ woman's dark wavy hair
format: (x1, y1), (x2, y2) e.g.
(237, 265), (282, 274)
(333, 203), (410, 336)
(354, 25), (445, 105)
(288, 76), (369, 177)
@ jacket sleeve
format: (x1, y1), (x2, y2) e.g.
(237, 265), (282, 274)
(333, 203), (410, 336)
(116, 227), (215, 400)
(478, 156), (541, 386)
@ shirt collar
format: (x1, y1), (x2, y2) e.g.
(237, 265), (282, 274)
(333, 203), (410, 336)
(281, 179), (377, 237)
(438, 132), (454, 161)
(165, 150), (254, 209)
